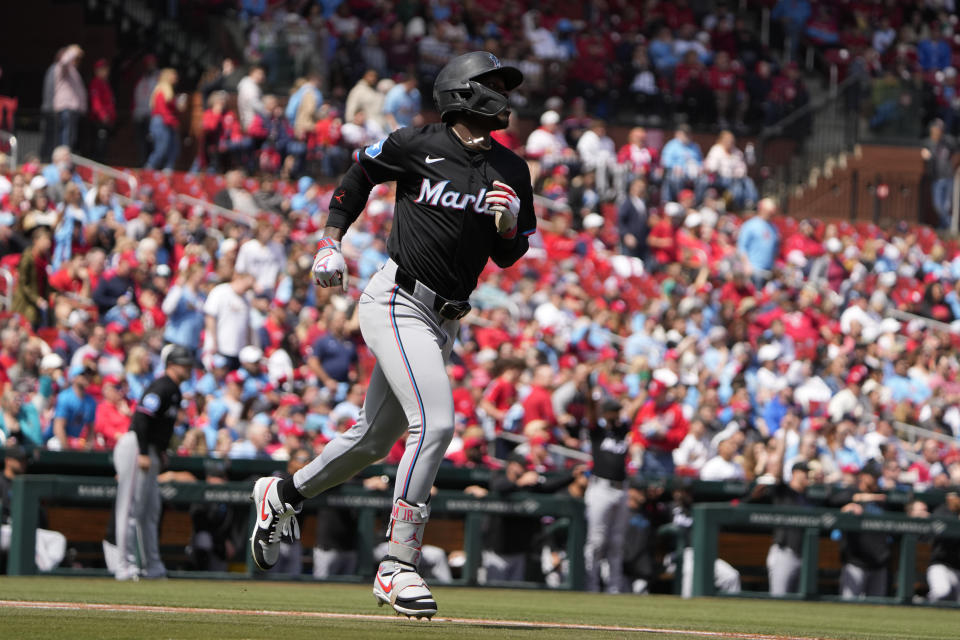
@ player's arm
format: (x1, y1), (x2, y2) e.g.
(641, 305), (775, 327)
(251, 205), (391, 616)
(314, 133), (409, 288)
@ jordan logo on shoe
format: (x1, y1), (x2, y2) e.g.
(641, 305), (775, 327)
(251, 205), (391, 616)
(425, 156), (444, 164)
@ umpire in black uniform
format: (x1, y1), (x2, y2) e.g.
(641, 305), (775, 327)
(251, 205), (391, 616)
(112, 344), (195, 581)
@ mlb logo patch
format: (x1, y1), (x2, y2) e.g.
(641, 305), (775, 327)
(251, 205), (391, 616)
(365, 138), (386, 158)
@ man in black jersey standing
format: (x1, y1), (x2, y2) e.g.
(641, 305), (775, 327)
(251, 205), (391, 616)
(583, 397), (632, 593)
(113, 344), (195, 581)
(249, 51), (535, 618)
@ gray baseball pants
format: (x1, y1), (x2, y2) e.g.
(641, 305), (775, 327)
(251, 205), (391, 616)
(927, 563), (960, 602)
(113, 431), (163, 577)
(841, 564), (887, 599)
(293, 259), (458, 508)
(766, 543), (802, 595)
(584, 477), (629, 593)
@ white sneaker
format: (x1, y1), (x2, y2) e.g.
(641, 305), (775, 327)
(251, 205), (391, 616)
(114, 566), (140, 582)
(373, 557), (437, 618)
(249, 477), (300, 570)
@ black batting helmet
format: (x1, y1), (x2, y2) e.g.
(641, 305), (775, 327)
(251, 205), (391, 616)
(433, 51), (523, 122)
(164, 344), (198, 368)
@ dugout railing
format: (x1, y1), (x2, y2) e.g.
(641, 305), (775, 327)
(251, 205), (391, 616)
(6, 474), (586, 590)
(690, 502), (960, 606)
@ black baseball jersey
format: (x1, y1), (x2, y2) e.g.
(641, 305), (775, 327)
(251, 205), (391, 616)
(588, 419), (631, 482)
(327, 124), (536, 301)
(130, 375), (182, 456)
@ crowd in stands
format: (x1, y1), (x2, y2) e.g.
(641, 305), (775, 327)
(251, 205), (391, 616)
(1, 116), (960, 500)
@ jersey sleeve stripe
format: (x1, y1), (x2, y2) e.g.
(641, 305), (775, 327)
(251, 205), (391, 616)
(521, 228), (537, 236)
(353, 151), (375, 185)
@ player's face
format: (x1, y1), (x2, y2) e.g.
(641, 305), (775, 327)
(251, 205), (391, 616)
(477, 75), (511, 128)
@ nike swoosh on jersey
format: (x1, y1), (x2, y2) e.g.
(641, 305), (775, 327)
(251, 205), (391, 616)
(425, 156), (445, 164)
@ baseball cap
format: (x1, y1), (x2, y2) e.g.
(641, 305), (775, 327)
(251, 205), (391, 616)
(678, 189), (695, 202)
(29, 175), (47, 192)
(792, 461), (809, 474)
(582, 213), (605, 229)
(540, 110), (560, 126)
(4, 444), (28, 463)
(102, 374), (123, 387)
(664, 202), (685, 217)
(226, 370), (245, 385)
(155, 264), (172, 278)
(105, 322), (125, 335)
(164, 344), (198, 368)
(40, 353), (64, 370)
(238, 345), (263, 364)
(684, 212), (702, 228)
(67, 309), (90, 329)
(824, 237), (842, 253)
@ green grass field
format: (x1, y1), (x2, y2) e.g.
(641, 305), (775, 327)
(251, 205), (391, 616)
(0, 577), (957, 640)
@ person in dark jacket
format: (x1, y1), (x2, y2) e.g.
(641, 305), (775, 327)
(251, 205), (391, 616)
(12, 227), (52, 328)
(92, 251), (138, 318)
(617, 178), (649, 259)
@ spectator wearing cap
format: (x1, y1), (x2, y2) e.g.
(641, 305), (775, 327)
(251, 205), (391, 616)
(12, 226), (52, 329)
(203, 270), (255, 372)
(526, 110), (573, 177)
(47, 366), (97, 450)
(161, 261), (207, 353)
(809, 236), (848, 293)
(0, 445), (68, 572)
(631, 369), (689, 476)
(383, 75), (421, 132)
(88, 59), (116, 162)
(828, 365), (868, 423)
(700, 426), (746, 481)
(238, 345), (269, 401)
(93, 251), (138, 319)
(736, 197), (780, 286)
(617, 178), (649, 259)
(94, 375), (132, 450)
(660, 125), (705, 203)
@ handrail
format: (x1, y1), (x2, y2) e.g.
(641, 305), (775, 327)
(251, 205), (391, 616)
(175, 192), (255, 227)
(893, 421), (958, 447)
(70, 154), (137, 199)
(887, 308), (956, 334)
(496, 430), (593, 463)
(952, 164), (960, 234)
(758, 70), (864, 140)
(0, 130), (17, 170)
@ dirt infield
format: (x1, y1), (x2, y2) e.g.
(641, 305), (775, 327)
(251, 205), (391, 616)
(0, 599), (821, 640)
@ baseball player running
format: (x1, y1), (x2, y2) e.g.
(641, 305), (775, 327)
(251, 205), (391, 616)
(249, 51), (535, 618)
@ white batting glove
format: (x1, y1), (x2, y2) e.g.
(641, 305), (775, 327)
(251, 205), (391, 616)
(484, 180), (520, 238)
(312, 237), (348, 292)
